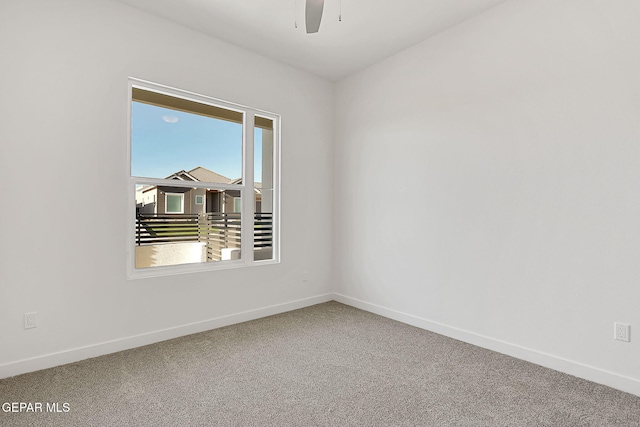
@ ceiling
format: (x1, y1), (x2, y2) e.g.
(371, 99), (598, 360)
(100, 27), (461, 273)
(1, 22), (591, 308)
(116, 0), (507, 81)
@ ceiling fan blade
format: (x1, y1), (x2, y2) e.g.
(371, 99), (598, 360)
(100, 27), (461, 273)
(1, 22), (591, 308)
(305, 0), (324, 33)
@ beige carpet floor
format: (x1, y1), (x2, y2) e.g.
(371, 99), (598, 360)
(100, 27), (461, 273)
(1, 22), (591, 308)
(1, 301), (639, 426)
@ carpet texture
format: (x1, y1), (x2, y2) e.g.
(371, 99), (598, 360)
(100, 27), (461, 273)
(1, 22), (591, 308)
(1, 301), (639, 426)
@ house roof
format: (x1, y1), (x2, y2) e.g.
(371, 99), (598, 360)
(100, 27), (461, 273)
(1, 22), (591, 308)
(139, 166), (263, 195)
(229, 177), (261, 188)
(159, 166), (265, 190)
(165, 170), (199, 181)
(188, 166), (234, 184)
(165, 166), (234, 184)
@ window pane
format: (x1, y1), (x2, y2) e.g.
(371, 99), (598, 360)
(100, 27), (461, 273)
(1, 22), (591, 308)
(135, 184), (242, 268)
(254, 118), (274, 191)
(254, 117), (274, 261)
(166, 194), (183, 213)
(255, 188), (274, 261)
(131, 100), (242, 183)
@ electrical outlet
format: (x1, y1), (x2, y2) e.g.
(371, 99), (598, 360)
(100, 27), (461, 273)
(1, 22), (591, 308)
(614, 322), (630, 342)
(24, 312), (37, 329)
(302, 270), (309, 282)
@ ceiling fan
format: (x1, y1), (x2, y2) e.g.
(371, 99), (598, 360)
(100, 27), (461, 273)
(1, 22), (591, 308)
(305, 0), (324, 33)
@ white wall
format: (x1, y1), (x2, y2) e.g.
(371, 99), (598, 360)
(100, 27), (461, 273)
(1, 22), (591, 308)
(0, 0), (334, 375)
(2, 0), (639, 398)
(334, 0), (640, 395)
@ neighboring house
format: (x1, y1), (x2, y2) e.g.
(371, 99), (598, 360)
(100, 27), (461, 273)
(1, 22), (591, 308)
(135, 166), (261, 215)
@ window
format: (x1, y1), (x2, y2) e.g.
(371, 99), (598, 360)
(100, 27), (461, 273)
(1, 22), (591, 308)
(128, 78), (279, 278)
(165, 193), (184, 214)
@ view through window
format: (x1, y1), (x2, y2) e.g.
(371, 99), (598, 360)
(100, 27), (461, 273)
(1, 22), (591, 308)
(129, 80), (278, 276)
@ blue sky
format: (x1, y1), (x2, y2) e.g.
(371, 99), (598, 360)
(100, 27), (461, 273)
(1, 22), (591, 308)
(131, 102), (262, 181)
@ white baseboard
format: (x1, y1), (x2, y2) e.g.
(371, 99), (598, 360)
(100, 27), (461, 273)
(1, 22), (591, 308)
(332, 293), (640, 397)
(0, 293), (333, 380)
(5, 292), (638, 398)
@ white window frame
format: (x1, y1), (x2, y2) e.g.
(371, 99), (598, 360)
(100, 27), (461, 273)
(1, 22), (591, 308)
(195, 194), (204, 205)
(127, 78), (280, 279)
(165, 193), (184, 214)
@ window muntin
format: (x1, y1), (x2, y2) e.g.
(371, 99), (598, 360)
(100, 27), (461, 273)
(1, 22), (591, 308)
(128, 79), (279, 277)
